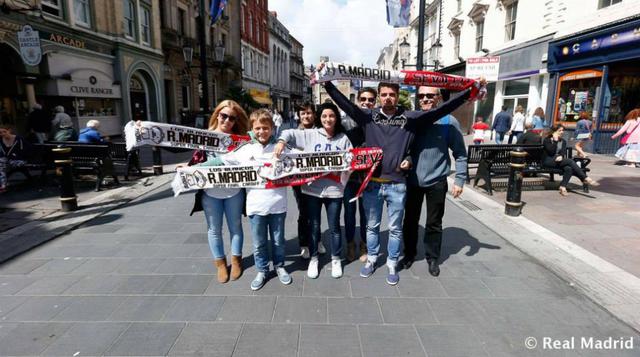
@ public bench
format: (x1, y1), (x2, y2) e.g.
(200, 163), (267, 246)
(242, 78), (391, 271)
(467, 144), (591, 195)
(33, 142), (119, 191)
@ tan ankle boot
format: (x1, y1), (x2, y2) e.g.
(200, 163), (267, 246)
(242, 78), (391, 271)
(230, 255), (243, 280)
(214, 258), (229, 283)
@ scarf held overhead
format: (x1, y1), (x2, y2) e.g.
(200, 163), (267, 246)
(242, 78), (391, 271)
(171, 147), (383, 196)
(314, 62), (484, 99)
(124, 121), (250, 152)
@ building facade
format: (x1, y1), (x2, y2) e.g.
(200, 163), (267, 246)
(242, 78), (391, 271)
(268, 11), (290, 114)
(159, 0), (242, 124)
(241, 0), (271, 106)
(0, 0), (165, 137)
(289, 35), (305, 110)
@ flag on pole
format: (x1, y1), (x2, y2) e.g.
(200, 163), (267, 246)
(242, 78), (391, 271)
(210, 0), (227, 25)
(386, 0), (412, 28)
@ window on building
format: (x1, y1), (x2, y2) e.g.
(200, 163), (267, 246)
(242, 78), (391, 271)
(598, 0), (622, 9)
(178, 8), (186, 36)
(475, 20), (484, 52)
(505, 1), (518, 41)
(140, 6), (151, 45)
(42, 0), (62, 17)
(504, 78), (530, 96)
(181, 85), (190, 109)
(248, 13), (253, 40)
(74, 0), (91, 27)
(456, 0), (462, 12)
(454, 32), (460, 60)
(123, 0), (136, 39)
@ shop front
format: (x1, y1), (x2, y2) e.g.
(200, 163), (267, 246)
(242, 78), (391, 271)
(547, 16), (640, 154)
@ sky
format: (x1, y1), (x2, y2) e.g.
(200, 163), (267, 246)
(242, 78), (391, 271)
(268, 0), (396, 67)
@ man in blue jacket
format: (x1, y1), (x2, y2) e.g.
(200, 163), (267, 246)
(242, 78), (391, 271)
(401, 85), (468, 276)
(324, 78), (480, 285)
(492, 106), (512, 144)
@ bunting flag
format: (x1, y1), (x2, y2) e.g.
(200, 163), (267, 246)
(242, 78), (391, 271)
(313, 62), (487, 100)
(124, 121), (250, 153)
(386, 0), (412, 28)
(171, 147), (384, 197)
(210, 0), (227, 25)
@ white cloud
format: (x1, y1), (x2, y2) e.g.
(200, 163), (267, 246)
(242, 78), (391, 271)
(269, 0), (395, 67)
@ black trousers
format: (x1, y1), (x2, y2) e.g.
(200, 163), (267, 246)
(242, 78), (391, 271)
(292, 186), (310, 247)
(544, 158), (587, 187)
(402, 179), (447, 260)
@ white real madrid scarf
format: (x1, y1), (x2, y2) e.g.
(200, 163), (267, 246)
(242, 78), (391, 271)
(124, 121), (250, 152)
(171, 147), (383, 198)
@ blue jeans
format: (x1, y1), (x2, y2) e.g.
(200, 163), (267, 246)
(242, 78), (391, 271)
(249, 213), (286, 272)
(306, 194), (342, 258)
(343, 180), (366, 244)
(362, 182), (406, 266)
(495, 131), (506, 144)
(201, 191), (245, 259)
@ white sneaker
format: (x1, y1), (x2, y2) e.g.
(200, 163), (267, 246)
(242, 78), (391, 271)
(300, 247), (310, 259)
(331, 259), (343, 279)
(318, 241), (326, 254)
(307, 258), (319, 279)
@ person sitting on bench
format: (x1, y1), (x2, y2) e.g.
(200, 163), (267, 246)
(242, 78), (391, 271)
(1, 124), (31, 192)
(79, 120), (105, 144)
(542, 124), (598, 196)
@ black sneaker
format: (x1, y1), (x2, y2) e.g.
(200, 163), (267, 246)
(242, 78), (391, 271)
(427, 259), (440, 277)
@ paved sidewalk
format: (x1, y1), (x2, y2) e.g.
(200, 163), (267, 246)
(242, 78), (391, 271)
(0, 185), (638, 356)
(463, 136), (640, 278)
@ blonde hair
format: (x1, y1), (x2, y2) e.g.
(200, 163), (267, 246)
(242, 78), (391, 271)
(249, 108), (274, 129)
(86, 120), (100, 128)
(515, 105), (524, 114)
(208, 100), (249, 135)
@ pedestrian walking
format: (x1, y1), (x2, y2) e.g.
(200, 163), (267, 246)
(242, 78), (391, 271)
(531, 107), (546, 131)
(471, 116), (490, 145)
(574, 111), (593, 158)
(492, 106), (512, 144)
(611, 108), (640, 167)
(51, 115), (77, 142)
(508, 105), (526, 143)
(26, 104), (51, 143)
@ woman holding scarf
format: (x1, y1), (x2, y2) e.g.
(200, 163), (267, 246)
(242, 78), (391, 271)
(274, 102), (353, 279)
(189, 100), (250, 283)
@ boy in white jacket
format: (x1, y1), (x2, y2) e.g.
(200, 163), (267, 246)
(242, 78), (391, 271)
(220, 109), (292, 291)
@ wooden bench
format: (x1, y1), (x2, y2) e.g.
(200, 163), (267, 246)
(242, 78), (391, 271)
(468, 144), (591, 195)
(34, 143), (119, 191)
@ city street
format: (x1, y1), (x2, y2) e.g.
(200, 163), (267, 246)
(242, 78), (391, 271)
(1, 183), (638, 356)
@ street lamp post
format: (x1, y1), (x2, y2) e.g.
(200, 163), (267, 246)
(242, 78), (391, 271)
(197, 0), (210, 112)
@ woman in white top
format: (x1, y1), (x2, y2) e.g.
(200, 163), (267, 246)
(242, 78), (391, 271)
(275, 102), (353, 279)
(194, 100), (249, 284)
(508, 105), (526, 144)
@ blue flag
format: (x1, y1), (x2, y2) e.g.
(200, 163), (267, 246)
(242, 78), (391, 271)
(386, 0), (411, 28)
(210, 0), (227, 25)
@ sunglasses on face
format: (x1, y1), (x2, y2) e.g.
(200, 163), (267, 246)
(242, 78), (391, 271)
(219, 112), (237, 122)
(359, 97), (375, 103)
(418, 93), (438, 100)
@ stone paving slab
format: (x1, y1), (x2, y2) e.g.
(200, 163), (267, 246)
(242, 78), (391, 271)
(0, 185), (638, 356)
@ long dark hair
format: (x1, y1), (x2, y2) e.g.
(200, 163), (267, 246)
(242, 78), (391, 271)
(547, 124), (564, 138)
(315, 102), (345, 135)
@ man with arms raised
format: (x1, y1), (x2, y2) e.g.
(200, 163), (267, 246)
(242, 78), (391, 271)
(322, 66), (483, 285)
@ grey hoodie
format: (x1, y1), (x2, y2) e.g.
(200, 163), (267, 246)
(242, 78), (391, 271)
(279, 128), (353, 198)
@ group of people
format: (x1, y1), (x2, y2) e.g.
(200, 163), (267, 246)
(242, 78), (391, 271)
(189, 75), (482, 291)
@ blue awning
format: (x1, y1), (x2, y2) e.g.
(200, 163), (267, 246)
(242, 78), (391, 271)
(548, 17), (640, 72)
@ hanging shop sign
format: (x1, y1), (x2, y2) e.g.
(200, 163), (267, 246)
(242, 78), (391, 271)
(465, 57), (500, 82)
(17, 25), (42, 66)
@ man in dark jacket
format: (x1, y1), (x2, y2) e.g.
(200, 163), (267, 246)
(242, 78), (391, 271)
(27, 104), (51, 143)
(492, 106), (512, 144)
(516, 121), (542, 145)
(324, 78), (478, 285)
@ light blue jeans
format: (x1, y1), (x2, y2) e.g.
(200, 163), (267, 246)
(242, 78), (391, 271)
(201, 191), (245, 259)
(362, 182), (406, 266)
(249, 213), (286, 273)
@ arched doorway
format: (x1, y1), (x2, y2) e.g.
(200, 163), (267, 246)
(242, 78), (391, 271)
(128, 68), (159, 122)
(0, 43), (26, 128)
